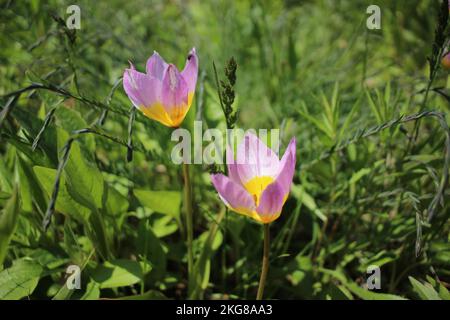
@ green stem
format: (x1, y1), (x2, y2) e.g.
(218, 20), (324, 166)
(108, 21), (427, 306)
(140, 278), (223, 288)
(256, 223), (270, 300)
(182, 162), (194, 293)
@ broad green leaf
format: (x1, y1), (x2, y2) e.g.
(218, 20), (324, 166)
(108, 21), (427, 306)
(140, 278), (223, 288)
(34, 164), (109, 260)
(409, 276), (441, 300)
(11, 107), (58, 165)
(33, 166), (90, 223)
(103, 185), (129, 233)
(16, 157), (32, 212)
(152, 215), (178, 238)
(438, 284), (450, 300)
(0, 187), (20, 266)
(54, 107), (96, 153)
(0, 160), (12, 193)
(92, 260), (143, 289)
(57, 128), (104, 211)
(63, 220), (86, 266)
(105, 185), (129, 217)
(16, 155), (47, 213)
(53, 249), (95, 300)
(29, 249), (68, 270)
(136, 220), (165, 279)
(0, 258), (43, 299)
(134, 189), (181, 219)
(80, 281), (100, 300)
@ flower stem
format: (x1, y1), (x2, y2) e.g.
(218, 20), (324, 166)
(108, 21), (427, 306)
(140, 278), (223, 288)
(182, 162), (194, 292)
(257, 223), (270, 300)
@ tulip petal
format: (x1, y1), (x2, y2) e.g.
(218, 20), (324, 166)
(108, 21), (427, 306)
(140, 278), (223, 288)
(181, 48), (198, 94)
(226, 144), (242, 185)
(123, 68), (160, 108)
(161, 64), (190, 127)
(146, 51), (168, 80)
(211, 173), (255, 217)
(256, 181), (285, 223)
(275, 137), (297, 195)
(255, 137), (296, 223)
(235, 133), (280, 184)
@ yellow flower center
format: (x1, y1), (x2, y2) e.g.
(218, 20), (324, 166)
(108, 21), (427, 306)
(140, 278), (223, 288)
(141, 92), (194, 128)
(244, 176), (274, 206)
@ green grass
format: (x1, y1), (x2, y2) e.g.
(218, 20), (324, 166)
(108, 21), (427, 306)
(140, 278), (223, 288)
(0, 0), (449, 300)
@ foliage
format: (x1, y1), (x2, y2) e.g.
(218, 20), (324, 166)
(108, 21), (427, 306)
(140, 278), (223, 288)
(0, 0), (449, 300)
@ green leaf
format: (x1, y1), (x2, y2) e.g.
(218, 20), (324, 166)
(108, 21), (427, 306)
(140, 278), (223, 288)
(189, 211), (224, 299)
(320, 268), (406, 300)
(0, 258), (43, 299)
(33, 166), (90, 223)
(11, 107), (58, 165)
(34, 164), (110, 260)
(105, 185), (129, 218)
(53, 249), (95, 300)
(57, 128), (104, 211)
(366, 89), (383, 124)
(438, 283), (450, 300)
(0, 186), (20, 266)
(136, 220), (165, 279)
(16, 155), (48, 214)
(54, 107), (96, 153)
(345, 282), (406, 300)
(409, 276), (442, 300)
(92, 260), (143, 289)
(291, 184), (327, 222)
(134, 189), (181, 219)
(80, 281), (100, 300)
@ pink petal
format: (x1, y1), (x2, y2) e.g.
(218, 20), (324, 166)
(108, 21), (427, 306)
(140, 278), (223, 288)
(123, 68), (160, 108)
(256, 181), (285, 221)
(211, 173), (255, 213)
(235, 133), (280, 184)
(255, 137), (296, 222)
(161, 64), (189, 116)
(181, 48), (198, 94)
(275, 137), (297, 195)
(226, 144), (242, 185)
(146, 51), (168, 80)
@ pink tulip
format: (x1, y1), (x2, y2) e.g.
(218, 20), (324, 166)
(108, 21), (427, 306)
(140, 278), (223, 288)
(123, 48), (198, 127)
(211, 133), (296, 224)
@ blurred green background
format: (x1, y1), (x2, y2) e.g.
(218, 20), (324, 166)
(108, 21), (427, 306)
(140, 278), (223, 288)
(0, 0), (449, 300)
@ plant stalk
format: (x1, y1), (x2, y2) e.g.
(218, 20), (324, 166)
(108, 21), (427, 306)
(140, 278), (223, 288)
(182, 162), (194, 293)
(256, 223), (270, 300)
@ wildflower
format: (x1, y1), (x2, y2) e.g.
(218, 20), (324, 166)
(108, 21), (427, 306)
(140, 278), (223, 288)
(211, 133), (296, 223)
(123, 48), (198, 127)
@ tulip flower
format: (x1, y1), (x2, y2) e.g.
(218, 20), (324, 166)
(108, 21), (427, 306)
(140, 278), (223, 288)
(123, 48), (198, 128)
(211, 133), (296, 223)
(211, 132), (296, 300)
(442, 52), (450, 70)
(123, 48), (198, 295)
